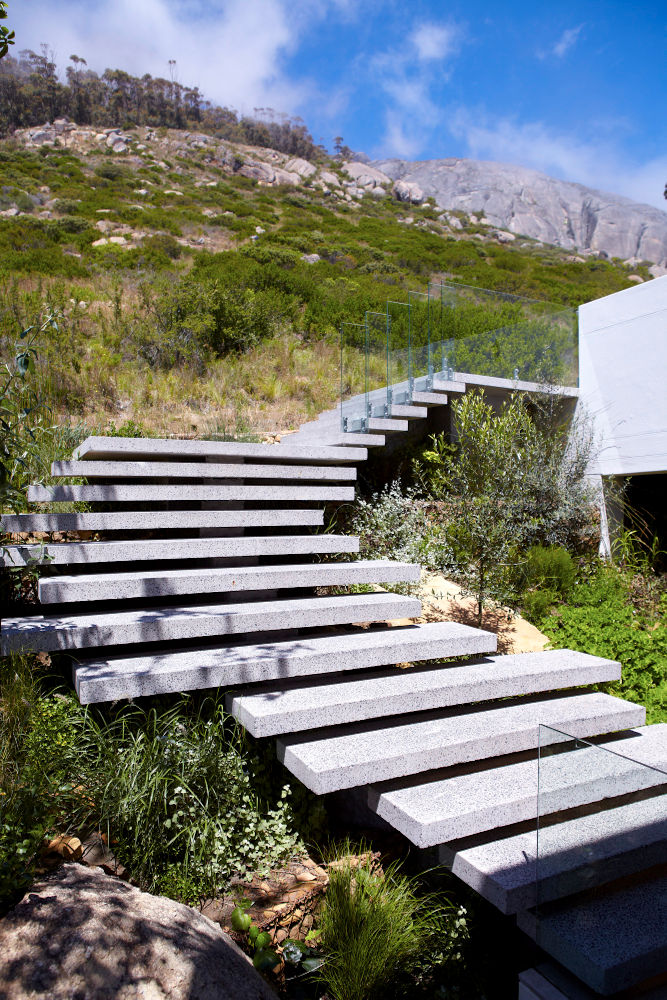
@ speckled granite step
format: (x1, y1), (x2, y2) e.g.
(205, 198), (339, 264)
(387, 404), (428, 419)
(28, 483), (355, 503)
(73, 621), (484, 704)
(366, 417), (409, 432)
(73, 436), (367, 463)
(517, 873), (667, 995)
(2, 533), (358, 567)
(38, 559), (420, 604)
(277, 693), (646, 794)
(431, 378), (466, 394)
(411, 391), (449, 406)
(440, 789), (667, 913)
(0, 509), (325, 534)
(369, 723), (667, 846)
(3, 592), (420, 654)
(227, 650), (623, 738)
(50, 460), (357, 481)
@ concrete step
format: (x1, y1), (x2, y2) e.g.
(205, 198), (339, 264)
(442, 789), (667, 913)
(73, 620), (484, 704)
(38, 558), (420, 604)
(2, 592), (421, 654)
(226, 649), (623, 738)
(28, 484), (355, 504)
(369, 723), (667, 847)
(367, 418), (409, 432)
(0, 509), (325, 534)
(73, 436), (367, 464)
(387, 405), (428, 419)
(411, 392), (449, 406)
(51, 460), (356, 482)
(517, 873), (667, 995)
(431, 378), (466, 394)
(277, 692), (646, 794)
(2, 534), (359, 567)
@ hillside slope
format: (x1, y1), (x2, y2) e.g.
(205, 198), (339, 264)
(0, 121), (659, 438)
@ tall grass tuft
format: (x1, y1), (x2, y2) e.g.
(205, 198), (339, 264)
(318, 846), (466, 1000)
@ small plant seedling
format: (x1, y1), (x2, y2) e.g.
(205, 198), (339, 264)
(230, 901), (280, 974)
(230, 900), (252, 933)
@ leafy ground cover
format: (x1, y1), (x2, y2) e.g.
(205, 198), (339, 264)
(535, 556), (667, 724)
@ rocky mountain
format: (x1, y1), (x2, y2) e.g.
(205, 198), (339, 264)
(6, 118), (665, 276)
(367, 157), (667, 269)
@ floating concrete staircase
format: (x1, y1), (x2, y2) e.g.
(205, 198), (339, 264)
(1, 419), (664, 997)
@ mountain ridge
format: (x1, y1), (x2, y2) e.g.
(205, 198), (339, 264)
(368, 155), (667, 268)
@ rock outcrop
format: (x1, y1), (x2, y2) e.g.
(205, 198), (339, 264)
(0, 863), (276, 1000)
(372, 156), (667, 266)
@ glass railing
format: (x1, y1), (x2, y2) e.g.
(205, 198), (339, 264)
(535, 723), (667, 916)
(340, 280), (578, 432)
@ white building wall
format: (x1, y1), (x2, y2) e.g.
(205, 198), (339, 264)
(578, 275), (667, 477)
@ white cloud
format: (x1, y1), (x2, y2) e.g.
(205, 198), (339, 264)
(9, 0), (328, 116)
(370, 19), (464, 158)
(538, 23), (585, 60)
(553, 24), (584, 58)
(411, 23), (460, 62)
(448, 109), (667, 209)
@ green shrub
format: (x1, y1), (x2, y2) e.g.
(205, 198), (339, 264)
(348, 482), (452, 590)
(520, 544), (576, 601)
(14, 191), (35, 213)
(136, 271), (279, 365)
(521, 587), (559, 621)
(94, 163), (130, 182)
(143, 233), (181, 259)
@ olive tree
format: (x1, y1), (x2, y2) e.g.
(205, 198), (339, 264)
(416, 390), (598, 625)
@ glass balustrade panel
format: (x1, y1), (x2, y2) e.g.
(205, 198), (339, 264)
(535, 723), (667, 920)
(365, 311), (389, 422)
(340, 321), (367, 432)
(386, 300), (412, 408)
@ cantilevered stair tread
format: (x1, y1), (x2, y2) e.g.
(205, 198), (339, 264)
(28, 484), (355, 503)
(431, 378), (466, 394)
(226, 648), (624, 738)
(517, 874), (667, 995)
(73, 436), (367, 464)
(3, 592), (421, 654)
(50, 460), (357, 481)
(366, 418), (409, 432)
(0, 509), (325, 534)
(38, 559), (421, 603)
(387, 405), (428, 419)
(2, 534), (359, 567)
(277, 692), (646, 794)
(440, 790), (667, 914)
(369, 723), (667, 847)
(321, 433), (386, 447)
(73, 621), (483, 704)
(411, 391), (449, 406)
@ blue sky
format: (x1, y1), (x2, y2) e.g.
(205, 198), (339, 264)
(11, 0), (667, 207)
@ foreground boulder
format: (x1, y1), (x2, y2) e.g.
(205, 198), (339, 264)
(0, 864), (276, 1000)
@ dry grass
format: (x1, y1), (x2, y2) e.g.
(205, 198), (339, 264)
(54, 330), (346, 439)
(2, 276), (357, 439)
